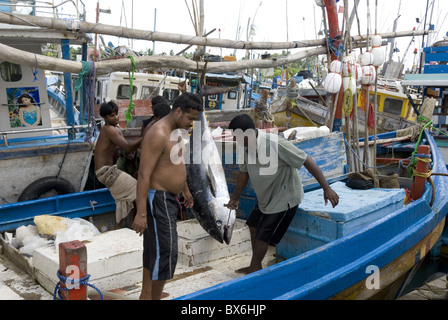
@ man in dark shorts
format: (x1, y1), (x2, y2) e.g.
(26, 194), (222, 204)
(143, 189), (181, 283)
(133, 92), (203, 300)
(225, 114), (339, 274)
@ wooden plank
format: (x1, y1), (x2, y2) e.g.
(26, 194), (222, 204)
(358, 135), (411, 147)
(424, 52), (448, 63)
(423, 46), (448, 53)
(423, 65), (448, 74)
(223, 132), (348, 199)
(294, 132), (348, 186)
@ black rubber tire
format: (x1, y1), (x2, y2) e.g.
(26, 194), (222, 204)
(18, 176), (76, 202)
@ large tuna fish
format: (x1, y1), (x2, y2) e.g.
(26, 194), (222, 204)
(185, 111), (236, 244)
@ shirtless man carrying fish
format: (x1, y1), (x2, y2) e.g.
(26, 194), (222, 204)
(132, 92), (203, 300)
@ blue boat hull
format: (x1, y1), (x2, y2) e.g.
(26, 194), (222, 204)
(0, 188), (115, 232)
(178, 131), (448, 300)
(1, 130), (446, 300)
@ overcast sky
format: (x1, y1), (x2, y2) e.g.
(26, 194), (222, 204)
(75, 0), (448, 70)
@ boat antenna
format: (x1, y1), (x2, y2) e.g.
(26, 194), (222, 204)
(388, 0), (401, 62)
(286, 0), (289, 44)
(233, 0), (243, 57)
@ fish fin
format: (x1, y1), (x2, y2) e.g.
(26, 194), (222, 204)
(206, 164), (217, 198)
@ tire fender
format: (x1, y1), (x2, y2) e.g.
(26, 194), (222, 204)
(18, 176), (76, 202)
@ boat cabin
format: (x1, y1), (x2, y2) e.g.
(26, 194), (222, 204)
(95, 71), (185, 105)
(0, 53), (52, 139)
(189, 72), (247, 111)
(0, 1), (95, 204)
(356, 83), (420, 132)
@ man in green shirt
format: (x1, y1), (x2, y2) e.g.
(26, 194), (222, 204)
(225, 114), (339, 274)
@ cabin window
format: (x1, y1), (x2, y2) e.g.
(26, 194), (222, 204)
(163, 89), (181, 104)
(141, 86), (159, 99)
(0, 62), (22, 82)
(96, 81), (102, 97)
(117, 85), (137, 99)
(170, 89), (180, 102)
(163, 89), (170, 101)
(383, 98), (403, 116)
(228, 91), (237, 99)
(209, 95), (217, 100)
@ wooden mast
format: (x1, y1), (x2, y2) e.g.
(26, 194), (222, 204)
(0, 12), (426, 52)
(324, 0), (344, 132)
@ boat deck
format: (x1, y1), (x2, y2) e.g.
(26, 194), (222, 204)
(0, 252), (52, 300)
(0, 219), (277, 300)
(91, 245), (277, 300)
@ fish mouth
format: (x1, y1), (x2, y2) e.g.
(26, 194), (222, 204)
(201, 198), (236, 244)
(223, 222), (235, 245)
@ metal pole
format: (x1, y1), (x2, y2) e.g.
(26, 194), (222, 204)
(153, 8), (157, 55)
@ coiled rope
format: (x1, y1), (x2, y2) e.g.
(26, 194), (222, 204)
(53, 270), (104, 300)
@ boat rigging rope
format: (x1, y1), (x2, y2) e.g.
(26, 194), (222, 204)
(75, 60), (97, 141)
(31, 53), (39, 82)
(53, 270), (104, 300)
(84, 60), (97, 141)
(124, 55), (136, 127)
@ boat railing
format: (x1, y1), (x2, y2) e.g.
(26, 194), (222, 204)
(0, 124), (89, 147)
(0, 0), (86, 21)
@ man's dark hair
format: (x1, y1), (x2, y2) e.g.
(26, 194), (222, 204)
(172, 92), (203, 113)
(151, 95), (167, 106)
(153, 102), (171, 118)
(99, 101), (119, 117)
(229, 114), (256, 132)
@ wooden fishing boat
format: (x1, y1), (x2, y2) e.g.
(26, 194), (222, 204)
(1, 0), (446, 301)
(402, 42), (448, 164)
(178, 128), (448, 300)
(2, 127), (446, 300)
(270, 79), (421, 135)
(0, 1), (97, 205)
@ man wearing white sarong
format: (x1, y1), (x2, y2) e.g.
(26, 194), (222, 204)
(94, 101), (142, 227)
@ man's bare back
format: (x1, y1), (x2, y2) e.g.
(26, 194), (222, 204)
(141, 119), (187, 194)
(94, 113), (141, 171)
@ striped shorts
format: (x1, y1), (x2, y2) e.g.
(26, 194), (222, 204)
(143, 190), (181, 281)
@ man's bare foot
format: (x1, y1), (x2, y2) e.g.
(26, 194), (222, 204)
(139, 291), (170, 300)
(235, 266), (261, 275)
(235, 266), (250, 274)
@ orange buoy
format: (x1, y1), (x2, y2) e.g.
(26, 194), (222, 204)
(411, 145), (431, 200)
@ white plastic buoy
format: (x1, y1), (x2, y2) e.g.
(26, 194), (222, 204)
(342, 55), (355, 77)
(349, 50), (358, 63)
(355, 63), (363, 85)
(324, 72), (342, 94)
(371, 34), (382, 47)
(343, 76), (357, 92)
(329, 60), (342, 74)
(360, 51), (373, 66)
(371, 46), (384, 67)
(361, 65), (376, 85)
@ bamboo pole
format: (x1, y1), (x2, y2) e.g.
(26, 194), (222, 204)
(0, 42), (326, 74)
(0, 12), (428, 51)
(363, 0), (371, 170)
(352, 92), (361, 172)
